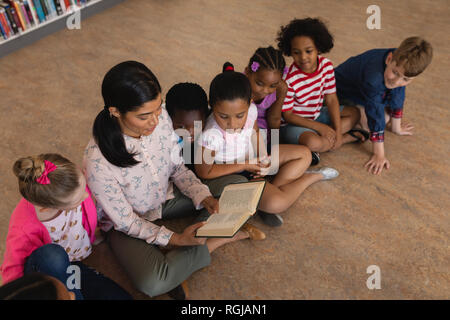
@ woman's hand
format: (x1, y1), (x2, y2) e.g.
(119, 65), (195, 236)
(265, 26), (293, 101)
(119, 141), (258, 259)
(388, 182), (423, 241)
(201, 196), (219, 214)
(169, 222), (207, 246)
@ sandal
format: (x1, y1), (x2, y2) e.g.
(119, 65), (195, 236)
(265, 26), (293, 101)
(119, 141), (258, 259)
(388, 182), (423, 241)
(348, 129), (369, 143)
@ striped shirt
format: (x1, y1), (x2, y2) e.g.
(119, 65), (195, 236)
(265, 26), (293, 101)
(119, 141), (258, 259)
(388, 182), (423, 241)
(282, 56), (336, 120)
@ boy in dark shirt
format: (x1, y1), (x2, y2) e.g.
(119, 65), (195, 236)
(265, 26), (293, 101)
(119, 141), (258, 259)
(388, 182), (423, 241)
(166, 82), (210, 172)
(335, 37), (433, 175)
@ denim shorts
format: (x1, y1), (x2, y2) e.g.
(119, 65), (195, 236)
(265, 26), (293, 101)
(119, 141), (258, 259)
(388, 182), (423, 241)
(280, 105), (344, 145)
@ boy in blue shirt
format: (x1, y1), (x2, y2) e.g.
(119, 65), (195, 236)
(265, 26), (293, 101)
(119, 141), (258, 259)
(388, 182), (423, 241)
(335, 37), (433, 175)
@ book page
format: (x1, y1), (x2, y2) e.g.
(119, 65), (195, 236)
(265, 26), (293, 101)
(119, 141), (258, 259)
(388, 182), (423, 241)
(219, 187), (256, 214)
(219, 181), (265, 214)
(202, 212), (245, 229)
(196, 212), (249, 237)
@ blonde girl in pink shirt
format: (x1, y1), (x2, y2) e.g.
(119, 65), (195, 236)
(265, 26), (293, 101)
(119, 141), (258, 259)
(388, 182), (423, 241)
(1, 153), (131, 300)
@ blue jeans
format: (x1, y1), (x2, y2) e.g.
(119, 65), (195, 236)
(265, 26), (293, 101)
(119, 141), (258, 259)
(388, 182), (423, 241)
(280, 105), (344, 144)
(24, 244), (132, 300)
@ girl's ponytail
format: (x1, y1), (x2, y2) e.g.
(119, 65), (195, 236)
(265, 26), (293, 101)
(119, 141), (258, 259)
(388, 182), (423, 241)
(209, 62), (251, 108)
(13, 156), (45, 183)
(222, 62), (235, 73)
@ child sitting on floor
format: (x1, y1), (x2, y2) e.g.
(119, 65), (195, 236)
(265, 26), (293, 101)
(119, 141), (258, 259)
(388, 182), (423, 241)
(277, 18), (363, 158)
(0, 153), (132, 300)
(243, 46), (286, 151)
(334, 36), (433, 175)
(242, 46), (316, 164)
(166, 82), (210, 171)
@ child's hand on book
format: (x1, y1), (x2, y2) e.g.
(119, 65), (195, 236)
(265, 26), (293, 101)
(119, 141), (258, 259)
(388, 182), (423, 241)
(257, 156), (272, 177)
(201, 196), (219, 214)
(245, 157), (271, 179)
(258, 155), (271, 167)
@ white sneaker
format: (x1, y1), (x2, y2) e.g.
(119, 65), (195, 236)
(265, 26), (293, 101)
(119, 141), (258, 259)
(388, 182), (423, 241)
(305, 167), (339, 180)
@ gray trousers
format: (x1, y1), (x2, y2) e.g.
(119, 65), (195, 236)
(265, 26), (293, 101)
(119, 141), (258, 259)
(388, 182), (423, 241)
(107, 174), (248, 297)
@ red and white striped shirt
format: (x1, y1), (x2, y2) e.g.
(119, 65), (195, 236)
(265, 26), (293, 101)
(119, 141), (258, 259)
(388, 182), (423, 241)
(282, 56), (336, 120)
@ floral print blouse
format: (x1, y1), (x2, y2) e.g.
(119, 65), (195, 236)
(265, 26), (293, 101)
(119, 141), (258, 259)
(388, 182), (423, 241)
(83, 108), (211, 246)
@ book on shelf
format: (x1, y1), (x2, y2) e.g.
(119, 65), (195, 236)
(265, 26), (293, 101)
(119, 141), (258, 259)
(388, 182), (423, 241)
(12, 1), (26, 31)
(0, 2), (19, 35)
(25, 1), (38, 26)
(0, 0), (93, 42)
(195, 180), (266, 238)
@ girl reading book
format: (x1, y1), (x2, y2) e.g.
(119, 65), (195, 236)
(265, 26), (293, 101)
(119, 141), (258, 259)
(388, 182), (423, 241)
(195, 63), (339, 227)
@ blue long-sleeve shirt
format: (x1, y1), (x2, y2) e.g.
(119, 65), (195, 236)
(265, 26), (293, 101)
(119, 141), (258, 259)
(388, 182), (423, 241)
(335, 48), (405, 142)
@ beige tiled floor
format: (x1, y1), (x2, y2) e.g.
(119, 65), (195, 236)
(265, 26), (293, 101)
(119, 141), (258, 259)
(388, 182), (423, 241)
(0, 0), (448, 299)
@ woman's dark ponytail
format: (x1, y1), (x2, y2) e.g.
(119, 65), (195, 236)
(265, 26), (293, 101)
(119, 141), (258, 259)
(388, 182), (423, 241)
(93, 108), (139, 167)
(93, 61), (161, 168)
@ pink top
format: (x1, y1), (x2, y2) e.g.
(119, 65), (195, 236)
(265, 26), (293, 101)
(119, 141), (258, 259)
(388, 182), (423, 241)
(0, 188), (97, 284)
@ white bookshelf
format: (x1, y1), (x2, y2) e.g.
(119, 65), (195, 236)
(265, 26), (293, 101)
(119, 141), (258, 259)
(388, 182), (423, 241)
(0, 0), (124, 57)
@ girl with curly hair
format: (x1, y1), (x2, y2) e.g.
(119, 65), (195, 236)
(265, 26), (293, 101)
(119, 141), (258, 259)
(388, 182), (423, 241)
(277, 18), (363, 158)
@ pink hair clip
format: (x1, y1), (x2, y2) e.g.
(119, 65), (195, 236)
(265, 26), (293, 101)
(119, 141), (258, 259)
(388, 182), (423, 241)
(36, 160), (58, 185)
(283, 66), (289, 75)
(251, 61), (260, 72)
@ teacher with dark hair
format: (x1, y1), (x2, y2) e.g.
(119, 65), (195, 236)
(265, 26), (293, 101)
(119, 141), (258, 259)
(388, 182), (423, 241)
(83, 61), (265, 299)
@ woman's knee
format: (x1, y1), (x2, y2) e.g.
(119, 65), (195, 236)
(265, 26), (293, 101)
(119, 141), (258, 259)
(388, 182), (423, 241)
(133, 261), (177, 297)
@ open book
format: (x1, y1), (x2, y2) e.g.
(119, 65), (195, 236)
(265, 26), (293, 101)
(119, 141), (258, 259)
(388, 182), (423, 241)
(196, 180), (266, 238)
